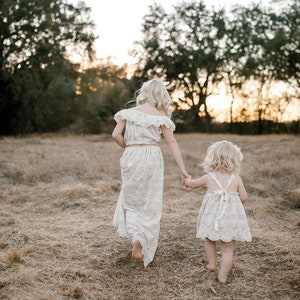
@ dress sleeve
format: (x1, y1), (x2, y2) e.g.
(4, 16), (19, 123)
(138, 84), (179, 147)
(114, 109), (176, 132)
(159, 117), (176, 132)
(114, 110), (127, 123)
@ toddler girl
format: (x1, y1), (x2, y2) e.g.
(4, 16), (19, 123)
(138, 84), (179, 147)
(184, 140), (252, 284)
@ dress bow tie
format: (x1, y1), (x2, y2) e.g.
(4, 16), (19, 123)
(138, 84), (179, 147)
(214, 190), (229, 231)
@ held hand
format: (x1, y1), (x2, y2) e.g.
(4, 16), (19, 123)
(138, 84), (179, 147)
(180, 170), (190, 185)
(183, 175), (192, 187)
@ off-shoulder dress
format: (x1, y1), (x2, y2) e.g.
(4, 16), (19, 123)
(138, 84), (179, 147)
(113, 108), (175, 267)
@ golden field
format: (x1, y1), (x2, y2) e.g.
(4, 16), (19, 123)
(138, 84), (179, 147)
(0, 134), (299, 300)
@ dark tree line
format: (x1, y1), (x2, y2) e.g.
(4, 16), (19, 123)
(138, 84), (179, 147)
(133, 0), (299, 133)
(0, 0), (299, 135)
(0, 0), (96, 134)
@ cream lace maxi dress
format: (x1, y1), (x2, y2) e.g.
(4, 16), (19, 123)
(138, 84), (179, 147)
(197, 172), (252, 242)
(113, 108), (175, 267)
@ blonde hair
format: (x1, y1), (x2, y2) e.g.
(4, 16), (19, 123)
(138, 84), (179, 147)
(201, 140), (244, 174)
(136, 78), (173, 117)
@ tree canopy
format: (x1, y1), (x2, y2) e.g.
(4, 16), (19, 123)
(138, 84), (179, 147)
(0, 0), (96, 134)
(133, 0), (299, 132)
(0, 0), (298, 135)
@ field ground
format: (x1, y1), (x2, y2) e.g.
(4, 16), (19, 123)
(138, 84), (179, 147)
(0, 134), (299, 299)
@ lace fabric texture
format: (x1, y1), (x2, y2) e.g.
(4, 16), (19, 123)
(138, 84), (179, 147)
(114, 109), (175, 146)
(113, 109), (175, 267)
(197, 172), (252, 242)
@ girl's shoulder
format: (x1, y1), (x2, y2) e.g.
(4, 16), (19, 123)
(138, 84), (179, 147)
(114, 109), (175, 131)
(133, 104), (166, 117)
(209, 171), (239, 179)
(208, 171), (241, 189)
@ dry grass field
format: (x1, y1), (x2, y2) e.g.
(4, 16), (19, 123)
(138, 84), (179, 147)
(0, 133), (299, 300)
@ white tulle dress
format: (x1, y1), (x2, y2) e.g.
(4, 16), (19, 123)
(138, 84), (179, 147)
(197, 172), (252, 242)
(113, 108), (175, 267)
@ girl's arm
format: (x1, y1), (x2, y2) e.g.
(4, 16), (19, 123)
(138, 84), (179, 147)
(161, 125), (189, 183)
(237, 176), (248, 203)
(112, 119), (126, 149)
(185, 174), (208, 189)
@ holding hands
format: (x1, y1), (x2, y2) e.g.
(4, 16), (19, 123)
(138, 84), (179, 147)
(181, 170), (190, 185)
(183, 174), (206, 190)
(181, 172), (192, 187)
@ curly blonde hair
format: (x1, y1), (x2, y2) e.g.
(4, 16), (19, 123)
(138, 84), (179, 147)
(136, 78), (173, 117)
(201, 140), (243, 174)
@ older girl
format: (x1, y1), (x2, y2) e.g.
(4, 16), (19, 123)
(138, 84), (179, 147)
(112, 78), (189, 267)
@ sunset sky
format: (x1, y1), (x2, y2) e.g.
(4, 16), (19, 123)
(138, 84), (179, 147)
(68, 0), (298, 122)
(70, 0), (271, 65)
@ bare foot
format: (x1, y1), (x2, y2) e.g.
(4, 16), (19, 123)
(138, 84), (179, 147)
(207, 264), (216, 271)
(217, 274), (227, 284)
(132, 240), (143, 261)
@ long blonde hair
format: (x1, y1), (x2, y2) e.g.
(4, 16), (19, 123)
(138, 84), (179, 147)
(201, 140), (244, 174)
(136, 78), (172, 117)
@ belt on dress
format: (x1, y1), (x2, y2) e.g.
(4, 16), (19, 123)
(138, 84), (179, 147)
(126, 144), (158, 147)
(214, 190), (229, 231)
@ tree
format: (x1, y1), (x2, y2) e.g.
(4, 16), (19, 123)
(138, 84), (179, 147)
(265, 0), (300, 86)
(0, 0), (96, 134)
(133, 0), (299, 133)
(229, 2), (299, 133)
(133, 1), (227, 132)
(77, 59), (134, 133)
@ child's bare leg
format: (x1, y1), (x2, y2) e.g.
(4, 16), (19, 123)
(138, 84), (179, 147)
(132, 240), (143, 261)
(204, 238), (217, 271)
(218, 241), (235, 284)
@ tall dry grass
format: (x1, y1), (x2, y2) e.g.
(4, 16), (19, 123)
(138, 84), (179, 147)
(0, 134), (299, 299)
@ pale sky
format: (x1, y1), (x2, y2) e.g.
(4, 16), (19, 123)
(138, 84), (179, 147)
(71, 0), (270, 65)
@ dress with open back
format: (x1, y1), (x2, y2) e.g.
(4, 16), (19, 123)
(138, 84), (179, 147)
(197, 172), (252, 242)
